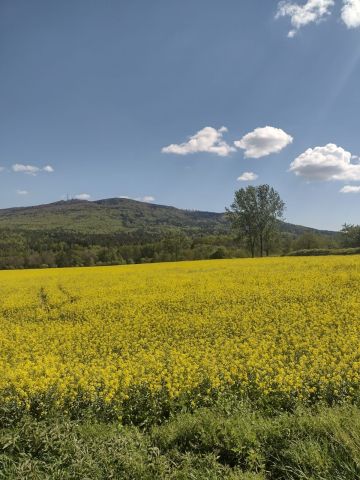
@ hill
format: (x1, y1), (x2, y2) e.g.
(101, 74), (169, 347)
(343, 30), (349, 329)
(0, 197), (336, 236)
(0, 198), (227, 234)
(0, 198), (339, 270)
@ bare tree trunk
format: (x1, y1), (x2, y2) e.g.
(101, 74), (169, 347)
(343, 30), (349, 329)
(250, 238), (255, 258)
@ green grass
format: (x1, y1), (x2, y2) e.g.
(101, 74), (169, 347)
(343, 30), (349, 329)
(1, 402), (360, 479)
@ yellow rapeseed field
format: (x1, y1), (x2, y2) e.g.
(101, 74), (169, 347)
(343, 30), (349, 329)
(1, 256), (360, 414)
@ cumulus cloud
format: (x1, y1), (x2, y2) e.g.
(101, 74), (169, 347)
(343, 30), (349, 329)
(12, 164), (54, 175)
(342, 0), (360, 28)
(276, 0), (334, 37)
(74, 193), (91, 200)
(340, 185), (360, 193)
(234, 126), (293, 158)
(289, 143), (360, 181)
(16, 189), (28, 195)
(276, 0), (360, 35)
(136, 195), (155, 203)
(162, 126), (235, 157)
(12, 164), (39, 175)
(237, 172), (259, 181)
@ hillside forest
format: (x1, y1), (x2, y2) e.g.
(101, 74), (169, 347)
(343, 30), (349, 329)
(0, 197), (358, 270)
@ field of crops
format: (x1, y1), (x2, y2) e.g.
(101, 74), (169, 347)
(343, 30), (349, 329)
(1, 257), (360, 422)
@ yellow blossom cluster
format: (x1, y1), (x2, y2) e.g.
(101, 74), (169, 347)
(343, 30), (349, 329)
(1, 256), (360, 412)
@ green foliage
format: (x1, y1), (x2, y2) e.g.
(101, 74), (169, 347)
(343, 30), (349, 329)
(341, 223), (360, 248)
(293, 232), (326, 250)
(0, 197), (339, 269)
(226, 185), (285, 257)
(0, 229), (249, 270)
(0, 198), (229, 234)
(210, 247), (228, 259)
(287, 247), (360, 257)
(1, 403), (360, 479)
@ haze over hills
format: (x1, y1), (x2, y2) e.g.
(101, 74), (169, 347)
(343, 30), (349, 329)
(0, 198), (337, 236)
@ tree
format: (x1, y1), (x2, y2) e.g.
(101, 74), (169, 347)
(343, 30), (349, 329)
(161, 231), (190, 261)
(210, 247), (228, 259)
(263, 228), (280, 257)
(226, 185), (285, 257)
(341, 223), (360, 247)
(294, 232), (324, 250)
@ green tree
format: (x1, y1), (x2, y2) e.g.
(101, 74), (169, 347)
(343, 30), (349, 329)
(294, 232), (324, 250)
(341, 223), (360, 247)
(226, 185), (285, 257)
(161, 230), (190, 261)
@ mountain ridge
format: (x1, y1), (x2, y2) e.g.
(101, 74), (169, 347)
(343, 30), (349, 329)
(0, 197), (337, 236)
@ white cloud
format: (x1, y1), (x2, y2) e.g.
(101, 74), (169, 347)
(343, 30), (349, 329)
(237, 172), (259, 181)
(234, 126), (293, 158)
(12, 164), (54, 175)
(16, 189), (28, 195)
(141, 195), (155, 202)
(136, 195), (155, 203)
(74, 193), (91, 200)
(119, 195), (155, 203)
(276, 0), (360, 35)
(0, 166), (4, 172)
(12, 164), (40, 175)
(340, 185), (360, 193)
(276, 0), (334, 37)
(162, 126), (235, 157)
(342, 0), (360, 28)
(289, 143), (360, 181)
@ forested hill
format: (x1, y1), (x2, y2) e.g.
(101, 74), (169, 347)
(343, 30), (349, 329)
(0, 198), (340, 269)
(0, 198), (335, 236)
(0, 198), (227, 234)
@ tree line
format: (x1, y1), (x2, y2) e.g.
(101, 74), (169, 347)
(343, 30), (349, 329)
(0, 184), (355, 269)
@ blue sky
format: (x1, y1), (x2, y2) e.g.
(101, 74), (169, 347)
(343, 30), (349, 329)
(1, 0), (360, 230)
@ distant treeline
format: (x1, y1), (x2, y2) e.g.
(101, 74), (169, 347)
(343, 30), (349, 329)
(286, 225), (360, 257)
(0, 226), (349, 270)
(287, 247), (360, 257)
